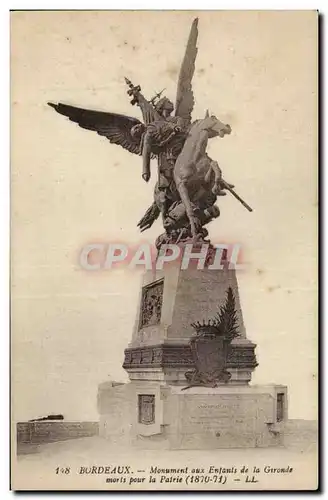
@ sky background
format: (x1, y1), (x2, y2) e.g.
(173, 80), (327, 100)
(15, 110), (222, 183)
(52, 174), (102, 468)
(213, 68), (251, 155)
(11, 10), (317, 421)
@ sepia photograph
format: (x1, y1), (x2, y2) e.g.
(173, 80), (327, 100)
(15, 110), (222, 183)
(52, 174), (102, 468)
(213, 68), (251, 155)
(10, 10), (318, 491)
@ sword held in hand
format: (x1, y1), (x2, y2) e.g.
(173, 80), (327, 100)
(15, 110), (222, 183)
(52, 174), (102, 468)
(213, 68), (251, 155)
(220, 179), (253, 213)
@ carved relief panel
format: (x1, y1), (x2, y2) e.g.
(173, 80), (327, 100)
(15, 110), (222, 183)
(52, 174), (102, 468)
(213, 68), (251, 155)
(139, 279), (164, 329)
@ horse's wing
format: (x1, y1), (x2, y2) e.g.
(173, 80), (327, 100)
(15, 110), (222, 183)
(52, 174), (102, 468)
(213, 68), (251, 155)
(174, 17), (198, 124)
(48, 102), (143, 155)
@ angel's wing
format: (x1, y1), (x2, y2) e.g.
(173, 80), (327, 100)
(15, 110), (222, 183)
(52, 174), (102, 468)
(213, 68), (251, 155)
(174, 18), (199, 123)
(48, 102), (143, 155)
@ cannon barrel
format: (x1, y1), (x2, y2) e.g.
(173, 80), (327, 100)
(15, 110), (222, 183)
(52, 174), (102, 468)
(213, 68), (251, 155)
(221, 180), (253, 212)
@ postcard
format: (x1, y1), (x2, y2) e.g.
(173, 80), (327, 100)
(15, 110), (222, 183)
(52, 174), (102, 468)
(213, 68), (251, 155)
(11, 10), (318, 491)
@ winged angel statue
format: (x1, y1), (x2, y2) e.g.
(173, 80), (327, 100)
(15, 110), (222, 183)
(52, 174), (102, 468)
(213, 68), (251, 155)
(48, 18), (252, 248)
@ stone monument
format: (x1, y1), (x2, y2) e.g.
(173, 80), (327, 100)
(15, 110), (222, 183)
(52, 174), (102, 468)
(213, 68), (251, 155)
(48, 18), (288, 449)
(97, 249), (287, 449)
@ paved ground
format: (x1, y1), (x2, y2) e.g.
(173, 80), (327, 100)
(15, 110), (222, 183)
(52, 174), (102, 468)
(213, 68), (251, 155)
(12, 432), (318, 491)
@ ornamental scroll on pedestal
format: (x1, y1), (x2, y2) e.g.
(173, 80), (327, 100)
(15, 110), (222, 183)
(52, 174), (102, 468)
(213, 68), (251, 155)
(183, 287), (240, 390)
(138, 395), (155, 425)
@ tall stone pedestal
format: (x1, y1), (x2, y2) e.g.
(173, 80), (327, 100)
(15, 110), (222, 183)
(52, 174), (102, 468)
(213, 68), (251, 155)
(98, 261), (288, 449)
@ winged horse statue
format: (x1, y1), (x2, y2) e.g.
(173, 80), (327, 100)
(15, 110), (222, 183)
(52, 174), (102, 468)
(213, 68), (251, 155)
(48, 18), (252, 247)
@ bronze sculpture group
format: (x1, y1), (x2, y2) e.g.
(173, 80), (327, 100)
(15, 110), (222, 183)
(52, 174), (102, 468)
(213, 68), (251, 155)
(48, 18), (252, 248)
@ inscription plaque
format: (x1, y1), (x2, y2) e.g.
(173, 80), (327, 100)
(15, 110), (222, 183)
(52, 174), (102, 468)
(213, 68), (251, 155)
(138, 394), (155, 425)
(177, 394), (258, 448)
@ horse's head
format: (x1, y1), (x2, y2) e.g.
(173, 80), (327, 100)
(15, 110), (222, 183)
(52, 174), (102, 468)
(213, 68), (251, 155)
(202, 111), (231, 138)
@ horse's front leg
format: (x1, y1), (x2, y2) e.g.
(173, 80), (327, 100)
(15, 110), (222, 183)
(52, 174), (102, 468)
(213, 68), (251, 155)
(209, 160), (223, 195)
(175, 178), (200, 240)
